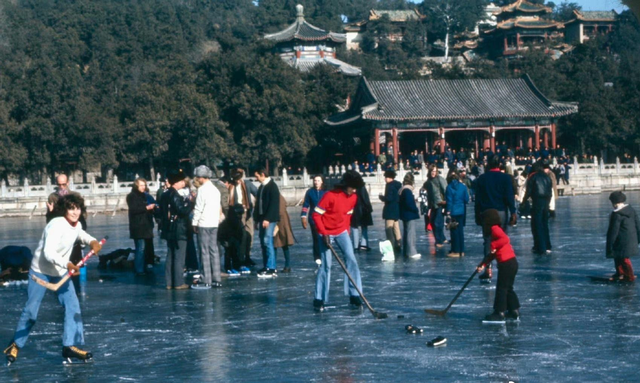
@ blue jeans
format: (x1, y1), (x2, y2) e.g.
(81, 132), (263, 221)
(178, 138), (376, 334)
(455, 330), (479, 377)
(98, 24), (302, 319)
(450, 214), (465, 253)
(133, 238), (145, 274)
(430, 207), (446, 245)
(315, 231), (362, 303)
(14, 270), (84, 348)
(259, 221), (277, 270)
(351, 226), (369, 250)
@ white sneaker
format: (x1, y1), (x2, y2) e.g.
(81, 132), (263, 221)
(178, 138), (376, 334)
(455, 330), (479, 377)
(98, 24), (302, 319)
(409, 253), (422, 259)
(315, 259), (322, 266)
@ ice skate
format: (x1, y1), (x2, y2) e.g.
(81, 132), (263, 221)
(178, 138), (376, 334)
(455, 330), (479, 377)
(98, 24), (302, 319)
(239, 266), (251, 275)
(62, 346), (93, 365)
(349, 295), (363, 309)
(4, 342), (18, 366)
(482, 311), (506, 324)
(257, 268), (277, 279)
(405, 325), (423, 334)
(313, 299), (325, 313)
(505, 309), (520, 322)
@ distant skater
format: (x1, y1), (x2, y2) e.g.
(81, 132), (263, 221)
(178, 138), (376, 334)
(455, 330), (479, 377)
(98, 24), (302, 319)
(605, 191), (639, 282)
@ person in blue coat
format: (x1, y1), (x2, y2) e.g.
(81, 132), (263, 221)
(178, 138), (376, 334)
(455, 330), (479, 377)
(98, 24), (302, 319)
(445, 170), (470, 257)
(301, 175), (327, 266)
(379, 170), (402, 253)
(399, 173), (421, 258)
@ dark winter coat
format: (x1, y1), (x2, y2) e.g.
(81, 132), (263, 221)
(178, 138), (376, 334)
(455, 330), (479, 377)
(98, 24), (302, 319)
(351, 186), (373, 227)
(254, 179), (280, 223)
(399, 186), (420, 221)
(159, 187), (194, 242)
(127, 189), (154, 239)
(606, 204), (640, 259)
(380, 180), (402, 220)
(445, 179), (469, 217)
(423, 175), (447, 207)
(523, 171), (552, 209)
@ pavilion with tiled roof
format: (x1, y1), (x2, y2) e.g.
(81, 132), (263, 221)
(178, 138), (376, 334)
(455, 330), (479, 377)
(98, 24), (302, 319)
(344, 9), (426, 49)
(484, 0), (564, 58)
(565, 10), (618, 44)
(326, 75), (577, 161)
(264, 4), (361, 76)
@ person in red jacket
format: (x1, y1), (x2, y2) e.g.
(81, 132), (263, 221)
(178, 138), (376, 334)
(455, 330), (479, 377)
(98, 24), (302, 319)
(477, 209), (520, 323)
(312, 171), (365, 312)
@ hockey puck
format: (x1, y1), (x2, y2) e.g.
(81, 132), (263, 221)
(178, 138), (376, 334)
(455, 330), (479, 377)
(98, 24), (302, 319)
(397, 315), (405, 319)
(426, 336), (447, 347)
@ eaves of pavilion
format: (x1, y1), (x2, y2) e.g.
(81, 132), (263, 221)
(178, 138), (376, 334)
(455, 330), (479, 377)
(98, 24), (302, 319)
(326, 75), (578, 162)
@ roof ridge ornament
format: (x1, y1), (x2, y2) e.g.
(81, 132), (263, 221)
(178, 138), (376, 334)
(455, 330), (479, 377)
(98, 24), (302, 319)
(296, 4), (304, 21)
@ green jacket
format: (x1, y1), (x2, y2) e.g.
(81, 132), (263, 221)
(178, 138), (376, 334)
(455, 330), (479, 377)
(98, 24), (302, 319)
(423, 176), (447, 207)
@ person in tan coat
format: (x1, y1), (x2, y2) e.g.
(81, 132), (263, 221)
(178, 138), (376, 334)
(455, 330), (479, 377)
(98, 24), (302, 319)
(274, 195), (295, 273)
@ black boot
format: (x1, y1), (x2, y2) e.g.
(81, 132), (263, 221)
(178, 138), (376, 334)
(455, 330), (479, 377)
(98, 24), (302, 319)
(505, 309), (520, 321)
(483, 311), (505, 323)
(62, 346), (93, 362)
(313, 299), (325, 312)
(349, 296), (363, 308)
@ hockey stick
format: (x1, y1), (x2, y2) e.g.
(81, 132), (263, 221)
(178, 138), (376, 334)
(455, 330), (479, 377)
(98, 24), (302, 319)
(31, 237), (108, 292)
(327, 242), (388, 319)
(425, 262), (482, 317)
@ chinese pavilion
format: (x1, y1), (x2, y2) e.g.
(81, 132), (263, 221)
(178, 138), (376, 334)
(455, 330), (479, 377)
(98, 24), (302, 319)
(344, 9), (426, 50)
(264, 4), (361, 76)
(564, 10), (618, 44)
(326, 75), (578, 163)
(484, 0), (564, 58)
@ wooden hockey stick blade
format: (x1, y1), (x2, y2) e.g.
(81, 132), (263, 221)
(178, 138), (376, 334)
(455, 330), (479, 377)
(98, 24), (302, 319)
(373, 311), (388, 319)
(424, 308), (447, 316)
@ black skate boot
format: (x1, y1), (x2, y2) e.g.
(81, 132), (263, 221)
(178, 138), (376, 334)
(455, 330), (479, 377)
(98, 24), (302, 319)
(4, 342), (19, 366)
(313, 299), (325, 313)
(62, 346), (93, 365)
(505, 309), (520, 322)
(349, 296), (363, 308)
(482, 311), (506, 324)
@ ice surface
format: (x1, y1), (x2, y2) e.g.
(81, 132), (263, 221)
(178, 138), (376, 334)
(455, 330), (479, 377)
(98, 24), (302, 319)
(1, 193), (640, 381)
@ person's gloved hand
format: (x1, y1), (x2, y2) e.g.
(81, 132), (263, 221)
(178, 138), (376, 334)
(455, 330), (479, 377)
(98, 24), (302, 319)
(323, 235), (331, 247)
(89, 240), (102, 255)
(67, 262), (80, 277)
(509, 213), (517, 226)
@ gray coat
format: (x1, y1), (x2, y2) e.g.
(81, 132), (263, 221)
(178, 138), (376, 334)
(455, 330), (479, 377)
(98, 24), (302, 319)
(606, 205), (640, 259)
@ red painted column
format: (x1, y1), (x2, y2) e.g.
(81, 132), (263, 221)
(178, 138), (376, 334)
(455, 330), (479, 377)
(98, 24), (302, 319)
(392, 128), (399, 164)
(534, 124), (540, 150)
(543, 129), (549, 149)
(483, 131), (490, 151)
(527, 130), (533, 150)
(551, 123), (557, 150)
(374, 128), (380, 156)
(490, 126), (496, 153)
(439, 127), (445, 154)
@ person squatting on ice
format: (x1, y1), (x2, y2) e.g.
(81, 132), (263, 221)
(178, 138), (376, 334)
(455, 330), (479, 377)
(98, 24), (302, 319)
(4, 194), (102, 365)
(478, 209), (520, 323)
(160, 170), (194, 290)
(606, 191), (640, 282)
(191, 165), (223, 289)
(312, 170), (365, 312)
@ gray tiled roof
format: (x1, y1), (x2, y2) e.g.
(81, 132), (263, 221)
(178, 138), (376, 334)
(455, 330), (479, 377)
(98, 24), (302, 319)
(265, 17), (346, 43)
(326, 75), (577, 125)
(283, 56), (362, 76)
(576, 10), (617, 21)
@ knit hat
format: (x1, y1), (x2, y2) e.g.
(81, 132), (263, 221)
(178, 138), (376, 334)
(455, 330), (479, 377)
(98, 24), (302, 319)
(194, 165), (212, 178)
(384, 170), (396, 179)
(609, 191), (626, 205)
(168, 170), (186, 185)
(340, 170), (365, 189)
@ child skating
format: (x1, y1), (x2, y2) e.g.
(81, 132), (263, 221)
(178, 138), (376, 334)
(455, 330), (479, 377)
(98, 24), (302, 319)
(605, 191), (639, 282)
(4, 194), (102, 365)
(477, 209), (520, 324)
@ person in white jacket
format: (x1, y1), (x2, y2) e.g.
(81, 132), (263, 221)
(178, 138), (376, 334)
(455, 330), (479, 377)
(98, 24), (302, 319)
(191, 165), (223, 289)
(4, 193), (102, 365)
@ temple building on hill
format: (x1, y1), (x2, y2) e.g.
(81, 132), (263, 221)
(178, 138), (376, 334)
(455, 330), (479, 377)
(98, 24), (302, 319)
(564, 10), (618, 44)
(326, 75), (577, 162)
(264, 4), (361, 76)
(344, 9), (426, 50)
(484, 0), (564, 59)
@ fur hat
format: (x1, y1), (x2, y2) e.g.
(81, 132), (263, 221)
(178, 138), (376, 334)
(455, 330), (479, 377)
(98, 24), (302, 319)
(384, 170), (396, 179)
(609, 191), (626, 205)
(194, 165), (212, 178)
(168, 170), (186, 185)
(340, 170), (365, 189)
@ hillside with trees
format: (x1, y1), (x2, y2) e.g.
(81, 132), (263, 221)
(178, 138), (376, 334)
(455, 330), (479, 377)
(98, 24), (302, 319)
(0, 0), (638, 181)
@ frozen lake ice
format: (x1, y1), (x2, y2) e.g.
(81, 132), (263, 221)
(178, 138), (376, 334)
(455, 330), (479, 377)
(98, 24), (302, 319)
(1, 193), (640, 382)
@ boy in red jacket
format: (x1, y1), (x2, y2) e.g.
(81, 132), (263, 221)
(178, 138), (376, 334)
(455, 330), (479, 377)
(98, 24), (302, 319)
(312, 171), (365, 312)
(477, 209), (520, 323)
